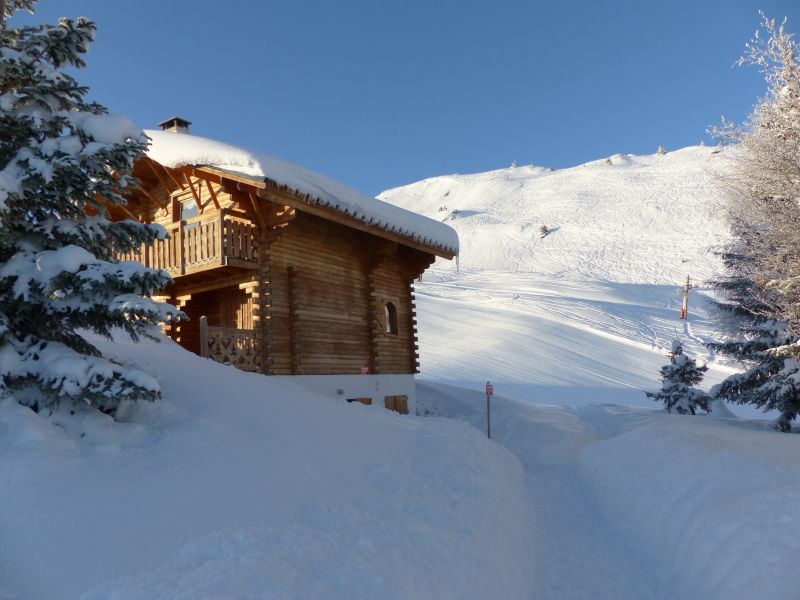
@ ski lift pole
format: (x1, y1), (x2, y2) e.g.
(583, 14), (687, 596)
(485, 381), (494, 439)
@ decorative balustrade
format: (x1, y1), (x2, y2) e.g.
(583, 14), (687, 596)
(114, 208), (257, 276)
(199, 316), (259, 372)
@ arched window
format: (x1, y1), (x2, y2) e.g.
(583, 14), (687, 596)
(384, 302), (398, 335)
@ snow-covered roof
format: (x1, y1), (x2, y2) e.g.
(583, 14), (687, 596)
(144, 130), (459, 256)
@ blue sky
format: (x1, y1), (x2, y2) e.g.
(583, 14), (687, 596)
(11, 0), (800, 195)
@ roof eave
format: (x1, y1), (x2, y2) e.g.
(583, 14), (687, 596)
(179, 163), (457, 259)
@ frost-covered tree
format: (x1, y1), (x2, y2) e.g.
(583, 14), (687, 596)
(710, 14), (800, 329)
(706, 14), (800, 430)
(647, 341), (710, 415)
(0, 2), (177, 413)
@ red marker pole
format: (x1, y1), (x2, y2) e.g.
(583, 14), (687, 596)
(485, 381), (494, 439)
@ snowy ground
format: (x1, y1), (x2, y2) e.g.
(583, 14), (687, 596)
(4, 146), (800, 598)
(385, 146), (800, 598)
(0, 336), (533, 600)
(418, 383), (800, 600)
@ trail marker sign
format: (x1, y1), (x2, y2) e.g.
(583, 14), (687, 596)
(485, 381), (493, 439)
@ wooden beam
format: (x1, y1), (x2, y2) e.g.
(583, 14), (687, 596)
(162, 164), (186, 190)
(205, 179), (221, 210)
(96, 193), (137, 221)
(248, 191), (267, 229)
(137, 184), (168, 209)
(183, 172), (203, 214)
(164, 274), (259, 297)
(144, 158), (178, 195)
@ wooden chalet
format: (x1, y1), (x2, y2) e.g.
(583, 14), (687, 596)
(113, 119), (458, 412)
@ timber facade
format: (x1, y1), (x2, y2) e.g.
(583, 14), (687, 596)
(114, 125), (455, 407)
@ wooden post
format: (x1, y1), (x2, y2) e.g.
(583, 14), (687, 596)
(217, 208), (225, 266)
(680, 275), (690, 319)
(178, 220), (186, 275)
(199, 315), (209, 358)
(485, 381), (493, 439)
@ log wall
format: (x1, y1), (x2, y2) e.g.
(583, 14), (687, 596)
(134, 168), (436, 377)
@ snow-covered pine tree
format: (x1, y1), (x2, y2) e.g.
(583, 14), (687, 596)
(0, 2), (178, 413)
(715, 342), (800, 432)
(707, 246), (800, 430)
(647, 341), (710, 415)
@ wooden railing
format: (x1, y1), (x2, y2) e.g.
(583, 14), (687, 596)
(199, 316), (259, 372)
(115, 208), (257, 276)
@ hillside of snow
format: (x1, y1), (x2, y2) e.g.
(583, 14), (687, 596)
(380, 146), (729, 283)
(380, 147), (800, 599)
(379, 146), (739, 406)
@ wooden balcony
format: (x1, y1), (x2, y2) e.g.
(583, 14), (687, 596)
(116, 208), (258, 277)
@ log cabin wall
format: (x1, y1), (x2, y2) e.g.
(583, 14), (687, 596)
(267, 212), (373, 375)
(265, 211), (432, 376)
(126, 164), (438, 378)
(371, 252), (418, 374)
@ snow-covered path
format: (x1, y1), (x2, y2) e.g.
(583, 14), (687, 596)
(525, 465), (667, 599)
(418, 381), (800, 600)
(418, 382), (670, 600)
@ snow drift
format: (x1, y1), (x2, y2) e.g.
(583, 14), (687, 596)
(579, 416), (800, 600)
(0, 335), (533, 600)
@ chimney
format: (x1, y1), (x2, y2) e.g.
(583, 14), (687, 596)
(158, 116), (191, 134)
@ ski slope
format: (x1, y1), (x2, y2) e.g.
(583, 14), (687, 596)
(379, 146), (738, 405)
(380, 146), (730, 283)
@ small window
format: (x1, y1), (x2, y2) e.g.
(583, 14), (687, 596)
(180, 198), (199, 221)
(384, 302), (398, 335)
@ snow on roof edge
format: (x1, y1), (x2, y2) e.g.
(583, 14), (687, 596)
(143, 130), (459, 256)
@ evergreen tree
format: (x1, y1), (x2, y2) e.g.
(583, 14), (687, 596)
(0, 2), (177, 413)
(647, 341), (710, 415)
(715, 342), (800, 432)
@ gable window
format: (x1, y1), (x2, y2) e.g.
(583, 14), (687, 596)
(171, 196), (199, 222)
(180, 197), (199, 221)
(384, 302), (398, 335)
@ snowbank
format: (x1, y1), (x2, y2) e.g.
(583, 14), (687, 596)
(579, 416), (800, 600)
(0, 334), (532, 600)
(144, 130), (459, 256)
(420, 382), (800, 599)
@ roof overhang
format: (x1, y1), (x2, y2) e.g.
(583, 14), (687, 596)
(159, 162), (456, 260)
